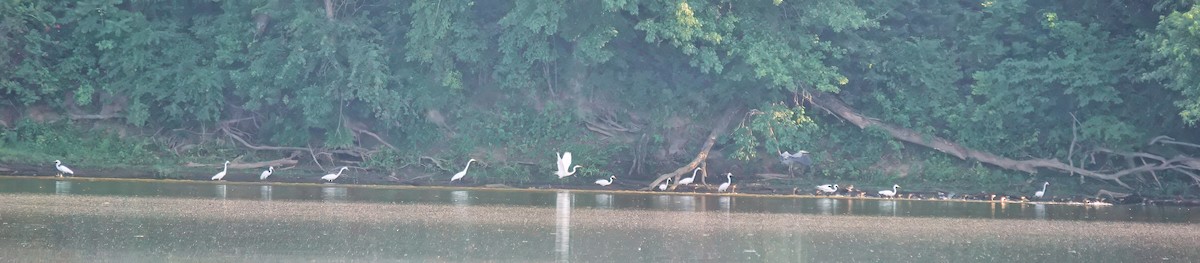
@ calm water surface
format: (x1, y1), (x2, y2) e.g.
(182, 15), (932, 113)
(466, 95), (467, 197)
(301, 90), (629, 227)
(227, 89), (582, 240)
(0, 176), (1196, 262)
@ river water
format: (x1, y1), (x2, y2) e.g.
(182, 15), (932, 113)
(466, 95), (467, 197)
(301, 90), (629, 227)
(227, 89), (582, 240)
(0, 177), (1196, 262)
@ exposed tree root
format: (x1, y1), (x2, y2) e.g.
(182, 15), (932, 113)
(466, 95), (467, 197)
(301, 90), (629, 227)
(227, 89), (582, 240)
(808, 92), (1200, 189)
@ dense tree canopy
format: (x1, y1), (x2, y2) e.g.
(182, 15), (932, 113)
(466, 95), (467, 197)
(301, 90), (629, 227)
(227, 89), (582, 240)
(2, 0), (1199, 194)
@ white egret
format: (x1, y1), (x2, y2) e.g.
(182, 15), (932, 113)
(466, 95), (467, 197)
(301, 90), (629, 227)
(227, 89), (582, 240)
(321, 166), (349, 182)
(595, 175), (615, 186)
(676, 167), (702, 186)
(555, 152), (581, 178)
(816, 184), (839, 195)
(1034, 182), (1049, 199)
(451, 159), (477, 182)
(878, 184), (900, 198)
(717, 173), (733, 192)
(658, 178), (672, 191)
(53, 160), (75, 177)
(259, 166), (274, 181)
(211, 161), (230, 181)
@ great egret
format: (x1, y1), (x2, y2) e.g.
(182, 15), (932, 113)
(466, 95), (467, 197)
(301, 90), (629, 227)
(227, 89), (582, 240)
(451, 159), (477, 182)
(555, 152), (581, 178)
(658, 178), (672, 191)
(1034, 182), (1049, 199)
(878, 184), (900, 198)
(211, 161), (230, 181)
(259, 166), (274, 181)
(595, 175), (615, 186)
(53, 160), (75, 177)
(717, 173), (733, 192)
(816, 184), (839, 195)
(322, 167), (349, 182)
(677, 167), (702, 186)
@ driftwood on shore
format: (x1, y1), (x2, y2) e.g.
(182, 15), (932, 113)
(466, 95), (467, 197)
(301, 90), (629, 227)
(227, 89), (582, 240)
(184, 158), (298, 169)
(644, 107), (742, 190)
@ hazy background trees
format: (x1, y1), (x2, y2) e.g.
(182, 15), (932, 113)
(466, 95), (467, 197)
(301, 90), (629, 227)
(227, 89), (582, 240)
(2, 0), (1198, 194)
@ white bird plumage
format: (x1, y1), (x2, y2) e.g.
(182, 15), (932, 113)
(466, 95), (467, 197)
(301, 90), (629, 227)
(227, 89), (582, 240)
(259, 166), (274, 181)
(451, 159), (477, 182)
(878, 184), (900, 198)
(816, 184), (839, 195)
(595, 175), (615, 186)
(54, 160), (75, 177)
(211, 161), (230, 181)
(555, 152), (581, 178)
(677, 167), (701, 186)
(1034, 182), (1049, 199)
(321, 167), (349, 182)
(658, 178), (672, 191)
(718, 173), (733, 192)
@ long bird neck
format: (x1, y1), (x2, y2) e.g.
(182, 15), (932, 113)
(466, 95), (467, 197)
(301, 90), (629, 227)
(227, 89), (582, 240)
(463, 161), (474, 171)
(336, 168), (346, 176)
(566, 165), (579, 175)
(690, 169), (700, 179)
(222, 162), (228, 172)
(1041, 183), (1048, 192)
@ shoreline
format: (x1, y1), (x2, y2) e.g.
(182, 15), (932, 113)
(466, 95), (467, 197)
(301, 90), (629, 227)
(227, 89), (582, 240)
(4, 162), (1194, 206)
(0, 174), (1145, 207)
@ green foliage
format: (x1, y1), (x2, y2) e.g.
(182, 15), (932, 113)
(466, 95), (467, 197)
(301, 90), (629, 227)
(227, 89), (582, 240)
(0, 120), (163, 166)
(0, 0), (1197, 193)
(1144, 3), (1200, 125)
(732, 103), (819, 161)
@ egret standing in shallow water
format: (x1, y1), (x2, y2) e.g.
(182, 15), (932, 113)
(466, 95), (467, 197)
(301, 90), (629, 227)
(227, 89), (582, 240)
(658, 178), (672, 191)
(816, 184), (839, 195)
(677, 167), (702, 186)
(211, 161), (230, 181)
(718, 173), (733, 192)
(259, 166), (274, 181)
(555, 152), (582, 178)
(595, 175), (615, 186)
(321, 167), (349, 182)
(878, 184), (900, 198)
(1034, 182), (1049, 199)
(53, 160), (75, 177)
(451, 159), (477, 182)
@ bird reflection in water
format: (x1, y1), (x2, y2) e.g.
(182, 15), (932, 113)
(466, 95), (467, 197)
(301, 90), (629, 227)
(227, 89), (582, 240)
(1034, 204), (1046, 220)
(54, 180), (71, 195)
(555, 191), (571, 262)
(260, 185), (273, 201)
(816, 198), (836, 215)
(451, 190), (470, 207)
(594, 194), (613, 209)
(651, 194), (671, 209)
(322, 186), (348, 202)
(673, 195), (697, 212)
(719, 196), (732, 213)
(214, 184), (227, 200)
(878, 199), (896, 216)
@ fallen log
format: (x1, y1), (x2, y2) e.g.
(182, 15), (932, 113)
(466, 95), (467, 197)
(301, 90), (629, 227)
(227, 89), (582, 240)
(645, 107), (741, 190)
(185, 158), (299, 170)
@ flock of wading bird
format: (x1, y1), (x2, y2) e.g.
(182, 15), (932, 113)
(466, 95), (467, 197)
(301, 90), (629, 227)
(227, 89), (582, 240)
(50, 149), (1101, 204)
